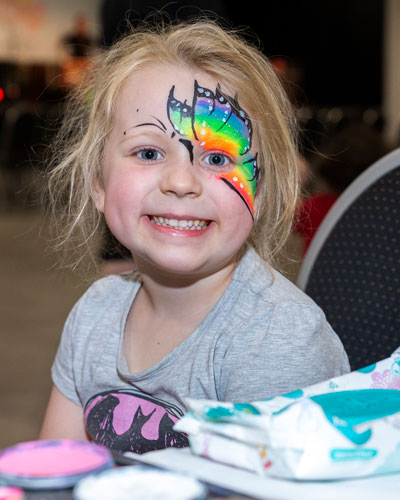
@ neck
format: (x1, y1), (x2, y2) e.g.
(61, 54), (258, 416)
(135, 258), (238, 319)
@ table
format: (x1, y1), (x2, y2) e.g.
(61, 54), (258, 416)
(18, 452), (253, 500)
(13, 447), (400, 500)
(126, 447), (400, 500)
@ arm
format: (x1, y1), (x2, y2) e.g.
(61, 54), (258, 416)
(39, 385), (88, 441)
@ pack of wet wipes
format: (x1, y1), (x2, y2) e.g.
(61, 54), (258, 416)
(174, 347), (400, 479)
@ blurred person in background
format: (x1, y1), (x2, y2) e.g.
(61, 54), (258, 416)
(60, 14), (98, 89)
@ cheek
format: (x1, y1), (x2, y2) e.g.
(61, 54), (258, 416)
(210, 175), (254, 230)
(103, 181), (132, 217)
(101, 170), (145, 228)
(101, 174), (142, 250)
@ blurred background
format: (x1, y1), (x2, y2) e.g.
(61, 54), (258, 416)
(1, 0), (400, 448)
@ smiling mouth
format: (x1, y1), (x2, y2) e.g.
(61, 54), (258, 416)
(149, 216), (211, 230)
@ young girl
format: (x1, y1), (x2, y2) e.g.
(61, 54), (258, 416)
(40, 19), (349, 454)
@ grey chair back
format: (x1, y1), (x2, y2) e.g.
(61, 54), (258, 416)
(297, 149), (400, 370)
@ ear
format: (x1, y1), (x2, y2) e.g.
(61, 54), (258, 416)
(92, 177), (105, 213)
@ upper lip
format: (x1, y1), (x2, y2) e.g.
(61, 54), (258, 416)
(147, 214), (212, 221)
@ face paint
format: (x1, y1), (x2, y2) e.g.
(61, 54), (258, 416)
(178, 138), (194, 163)
(167, 81), (259, 218)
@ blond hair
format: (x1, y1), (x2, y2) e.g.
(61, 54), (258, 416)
(45, 18), (299, 271)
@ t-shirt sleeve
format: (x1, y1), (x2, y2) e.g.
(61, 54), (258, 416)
(219, 301), (350, 403)
(51, 297), (85, 406)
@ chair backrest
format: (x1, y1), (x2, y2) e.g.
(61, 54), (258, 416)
(297, 148), (400, 370)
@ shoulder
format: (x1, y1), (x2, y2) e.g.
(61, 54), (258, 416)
(51, 274), (139, 406)
(80, 273), (137, 301)
(68, 274), (139, 326)
(222, 248), (350, 372)
(56, 274), (139, 364)
(231, 247), (322, 316)
(217, 253), (349, 401)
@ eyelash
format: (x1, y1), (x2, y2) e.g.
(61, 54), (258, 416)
(201, 151), (234, 171)
(133, 147), (164, 162)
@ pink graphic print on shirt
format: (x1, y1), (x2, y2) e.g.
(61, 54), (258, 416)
(84, 389), (188, 454)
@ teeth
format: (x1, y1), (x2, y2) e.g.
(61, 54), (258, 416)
(150, 216), (209, 230)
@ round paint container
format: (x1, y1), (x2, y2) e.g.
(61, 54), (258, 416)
(0, 487), (25, 500)
(0, 440), (114, 489)
(73, 466), (207, 500)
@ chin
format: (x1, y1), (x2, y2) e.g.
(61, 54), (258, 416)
(155, 259), (211, 278)
(137, 252), (224, 281)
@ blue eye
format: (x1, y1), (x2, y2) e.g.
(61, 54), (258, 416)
(137, 148), (164, 161)
(202, 152), (231, 169)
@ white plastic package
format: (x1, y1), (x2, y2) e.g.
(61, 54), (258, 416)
(174, 347), (400, 479)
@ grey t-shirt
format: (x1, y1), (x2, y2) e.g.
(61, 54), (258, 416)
(52, 247), (349, 453)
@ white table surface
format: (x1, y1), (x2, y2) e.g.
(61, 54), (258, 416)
(125, 447), (400, 500)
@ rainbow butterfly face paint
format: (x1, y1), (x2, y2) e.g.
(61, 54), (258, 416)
(167, 81), (259, 218)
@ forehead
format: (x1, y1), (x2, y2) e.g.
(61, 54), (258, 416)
(113, 64), (246, 125)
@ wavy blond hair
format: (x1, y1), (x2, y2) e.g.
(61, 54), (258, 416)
(45, 18), (299, 272)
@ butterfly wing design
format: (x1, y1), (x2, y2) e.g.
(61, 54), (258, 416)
(167, 81), (259, 218)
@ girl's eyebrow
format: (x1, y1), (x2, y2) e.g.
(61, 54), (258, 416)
(123, 117), (167, 135)
(134, 122), (166, 133)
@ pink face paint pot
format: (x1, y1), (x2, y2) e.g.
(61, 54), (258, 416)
(0, 487), (24, 500)
(73, 466), (207, 500)
(0, 440), (114, 490)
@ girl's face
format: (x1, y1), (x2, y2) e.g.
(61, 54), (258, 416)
(96, 64), (259, 280)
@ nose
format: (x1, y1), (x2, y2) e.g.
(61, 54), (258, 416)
(159, 155), (202, 198)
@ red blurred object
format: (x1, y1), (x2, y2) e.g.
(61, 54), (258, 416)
(294, 193), (339, 255)
(0, 87), (4, 102)
(270, 57), (288, 75)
